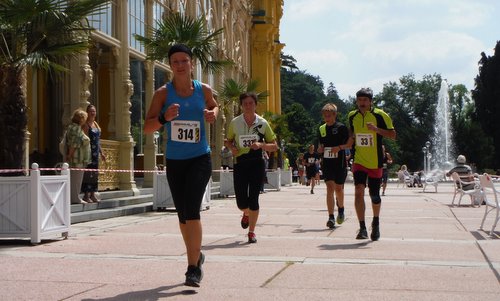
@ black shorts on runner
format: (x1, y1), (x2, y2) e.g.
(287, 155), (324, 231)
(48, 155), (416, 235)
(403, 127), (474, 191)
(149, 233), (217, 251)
(306, 166), (317, 179)
(166, 153), (212, 223)
(382, 169), (389, 183)
(322, 162), (347, 184)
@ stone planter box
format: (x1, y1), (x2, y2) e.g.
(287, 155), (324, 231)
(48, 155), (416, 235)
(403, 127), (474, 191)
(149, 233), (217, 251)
(153, 168), (210, 211)
(220, 169), (281, 196)
(0, 163), (71, 244)
(264, 170), (281, 191)
(219, 170), (235, 197)
(280, 168), (292, 186)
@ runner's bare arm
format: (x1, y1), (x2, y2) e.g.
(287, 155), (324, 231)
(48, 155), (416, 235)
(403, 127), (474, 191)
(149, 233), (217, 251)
(202, 83), (219, 124)
(144, 86), (167, 134)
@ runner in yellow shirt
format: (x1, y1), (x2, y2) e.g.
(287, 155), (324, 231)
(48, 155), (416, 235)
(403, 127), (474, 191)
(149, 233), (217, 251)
(347, 88), (396, 241)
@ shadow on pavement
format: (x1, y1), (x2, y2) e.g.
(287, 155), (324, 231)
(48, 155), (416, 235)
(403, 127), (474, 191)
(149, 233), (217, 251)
(81, 284), (196, 301)
(318, 241), (372, 250)
(202, 239), (249, 250)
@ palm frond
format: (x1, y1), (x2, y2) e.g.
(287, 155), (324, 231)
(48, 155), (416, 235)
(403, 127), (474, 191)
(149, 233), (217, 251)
(0, 0), (109, 72)
(218, 78), (269, 114)
(135, 12), (232, 74)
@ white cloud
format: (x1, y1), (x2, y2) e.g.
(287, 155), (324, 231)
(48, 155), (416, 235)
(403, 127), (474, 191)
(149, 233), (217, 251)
(280, 0), (500, 101)
(364, 31), (483, 64)
(335, 75), (401, 100)
(285, 0), (336, 21)
(445, 1), (490, 28)
(290, 49), (348, 71)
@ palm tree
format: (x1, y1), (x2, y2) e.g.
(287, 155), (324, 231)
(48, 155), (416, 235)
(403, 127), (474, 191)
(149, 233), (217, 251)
(219, 78), (268, 116)
(0, 0), (109, 173)
(134, 12), (231, 74)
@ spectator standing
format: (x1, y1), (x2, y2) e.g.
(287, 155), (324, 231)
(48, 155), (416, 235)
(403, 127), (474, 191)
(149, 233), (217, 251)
(220, 144), (233, 170)
(284, 155), (290, 171)
(296, 153), (305, 185)
(381, 144), (393, 196)
(81, 104), (106, 203)
(261, 151), (269, 193)
(66, 109), (91, 204)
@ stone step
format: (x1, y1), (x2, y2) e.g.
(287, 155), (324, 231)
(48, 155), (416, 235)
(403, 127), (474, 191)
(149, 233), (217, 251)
(210, 182), (221, 197)
(70, 188), (154, 224)
(70, 194), (154, 213)
(69, 183), (219, 224)
(71, 201), (153, 224)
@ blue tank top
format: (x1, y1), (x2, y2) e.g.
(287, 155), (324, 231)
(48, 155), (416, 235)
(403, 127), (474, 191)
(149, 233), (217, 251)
(161, 80), (210, 159)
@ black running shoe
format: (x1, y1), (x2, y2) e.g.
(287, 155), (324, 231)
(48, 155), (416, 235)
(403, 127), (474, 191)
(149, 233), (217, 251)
(356, 228), (368, 239)
(370, 224), (380, 241)
(326, 217), (335, 229)
(310, 189), (314, 194)
(240, 215), (249, 229)
(184, 265), (202, 287)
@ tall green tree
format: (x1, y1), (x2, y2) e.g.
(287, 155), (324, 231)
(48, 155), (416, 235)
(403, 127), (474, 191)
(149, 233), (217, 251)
(280, 52), (298, 71)
(0, 0), (109, 172)
(283, 102), (316, 167)
(450, 84), (494, 170)
(262, 111), (291, 168)
(378, 74), (441, 170)
(472, 41), (500, 168)
(281, 69), (325, 112)
(311, 82), (350, 125)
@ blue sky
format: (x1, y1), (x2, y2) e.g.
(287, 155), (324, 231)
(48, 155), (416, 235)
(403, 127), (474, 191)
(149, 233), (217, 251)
(280, 0), (500, 100)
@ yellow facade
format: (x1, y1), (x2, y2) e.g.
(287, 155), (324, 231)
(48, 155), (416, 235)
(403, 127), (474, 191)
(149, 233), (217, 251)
(251, 0), (284, 115)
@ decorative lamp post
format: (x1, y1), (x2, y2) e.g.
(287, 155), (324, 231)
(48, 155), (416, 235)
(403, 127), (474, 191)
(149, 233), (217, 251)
(425, 141), (431, 173)
(281, 139), (285, 169)
(153, 131), (160, 154)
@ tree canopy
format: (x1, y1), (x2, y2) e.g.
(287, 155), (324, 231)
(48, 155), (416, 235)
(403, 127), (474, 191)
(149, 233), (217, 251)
(281, 49), (499, 173)
(472, 41), (500, 169)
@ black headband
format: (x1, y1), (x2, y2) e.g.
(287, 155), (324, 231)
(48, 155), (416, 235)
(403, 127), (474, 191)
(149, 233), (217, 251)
(168, 44), (193, 60)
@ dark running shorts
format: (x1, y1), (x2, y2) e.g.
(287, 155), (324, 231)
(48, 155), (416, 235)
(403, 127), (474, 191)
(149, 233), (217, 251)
(322, 161), (347, 184)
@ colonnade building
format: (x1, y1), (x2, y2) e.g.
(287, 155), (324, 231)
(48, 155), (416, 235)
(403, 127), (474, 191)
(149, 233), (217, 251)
(25, 0), (284, 190)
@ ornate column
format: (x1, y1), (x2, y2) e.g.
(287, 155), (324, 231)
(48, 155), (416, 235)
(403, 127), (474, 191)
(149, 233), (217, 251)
(114, 0), (137, 192)
(273, 42), (284, 114)
(142, 0), (156, 188)
(251, 32), (272, 113)
(70, 50), (93, 110)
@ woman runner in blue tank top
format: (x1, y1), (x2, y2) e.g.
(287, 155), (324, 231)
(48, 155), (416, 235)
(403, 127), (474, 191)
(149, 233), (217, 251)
(144, 44), (219, 288)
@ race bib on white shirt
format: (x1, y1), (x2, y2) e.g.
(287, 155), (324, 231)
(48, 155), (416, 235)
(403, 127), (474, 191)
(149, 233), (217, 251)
(239, 134), (259, 148)
(323, 147), (338, 158)
(356, 133), (374, 147)
(171, 120), (200, 143)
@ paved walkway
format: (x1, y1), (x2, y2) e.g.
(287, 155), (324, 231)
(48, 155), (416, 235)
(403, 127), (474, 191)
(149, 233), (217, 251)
(1, 182), (499, 300)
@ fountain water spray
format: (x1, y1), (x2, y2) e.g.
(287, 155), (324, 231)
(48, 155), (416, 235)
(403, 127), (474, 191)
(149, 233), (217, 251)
(432, 80), (454, 169)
